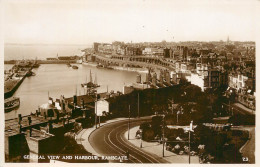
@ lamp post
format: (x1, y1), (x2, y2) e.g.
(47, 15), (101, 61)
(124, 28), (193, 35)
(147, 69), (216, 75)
(140, 130), (143, 148)
(162, 112), (165, 157)
(128, 105), (131, 140)
(95, 95), (98, 129)
(189, 121), (194, 164)
(99, 115), (101, 127)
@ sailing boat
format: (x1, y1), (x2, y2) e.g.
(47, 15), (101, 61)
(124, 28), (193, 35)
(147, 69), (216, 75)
(81, 70), (100, 88)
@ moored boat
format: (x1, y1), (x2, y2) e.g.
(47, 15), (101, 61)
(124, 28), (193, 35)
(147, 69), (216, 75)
(96, 64), (103, 68)
(72, 65), (78, 69)
(5, 97), (20, 112)
(26, 70), (36, 77)
(81, 70), (100, 88)
(96, 64), (113, 70)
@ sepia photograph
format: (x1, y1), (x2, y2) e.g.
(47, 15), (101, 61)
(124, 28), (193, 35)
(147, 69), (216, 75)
(1, 0), (258, 164)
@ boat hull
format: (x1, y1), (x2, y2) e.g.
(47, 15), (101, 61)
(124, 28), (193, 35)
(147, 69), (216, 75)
(4, 97), (20, 113)
(5, 103), (20, 113)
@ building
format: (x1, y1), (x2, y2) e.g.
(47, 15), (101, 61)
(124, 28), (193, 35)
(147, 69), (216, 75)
(163, 48), (170, 58)
(142, 47), (164, 56)
(190, 63), (228, 91)
(96, 100), (109, 116)
(228, 73), (248, 91)
(98, 44), (113, 54)
(126, 46), (143, 56)
(93, 42), (100, 53)
(204, 68), (221, 88)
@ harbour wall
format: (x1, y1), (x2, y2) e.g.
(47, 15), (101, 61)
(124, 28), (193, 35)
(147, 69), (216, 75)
(5, 75), (26, 99)
(5, 60), (77, 64)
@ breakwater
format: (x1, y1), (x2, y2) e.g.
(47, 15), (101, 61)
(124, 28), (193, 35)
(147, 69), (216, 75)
(4, 61), (39, 99)
(5, 60), (77, 64)
(4, 74), (26, 99)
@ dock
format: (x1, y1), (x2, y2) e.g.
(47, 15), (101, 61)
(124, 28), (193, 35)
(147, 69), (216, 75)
(4, 60), (39, 99)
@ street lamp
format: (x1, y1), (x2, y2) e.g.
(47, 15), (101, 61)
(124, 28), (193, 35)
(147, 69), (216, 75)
(162, 112), (165, 157)
(95, 95), (98, 129)
(140, 129), (143, 148)
(189, 120), (194, 164)
(128, 105), (131, 140)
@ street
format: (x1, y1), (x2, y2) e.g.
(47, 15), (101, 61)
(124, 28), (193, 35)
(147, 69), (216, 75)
(88, 117), (168, 163)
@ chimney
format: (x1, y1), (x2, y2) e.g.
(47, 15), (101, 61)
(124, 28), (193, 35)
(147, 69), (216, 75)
(28, 116), (32, 125)
(48, 120), (53, 133)
(28, 116), (32, 137)
(56, 112), (60, 121)
(44, 112), (47, 119)
(60, 101), (64, 112)
(18, 114), (22, 124)
(19, 124), (22, 133)
(81, 98), (85, 108)
(73, 95), (77, 108)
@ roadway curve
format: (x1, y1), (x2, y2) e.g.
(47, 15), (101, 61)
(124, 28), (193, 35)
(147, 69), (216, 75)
(89, 117), (168, 163)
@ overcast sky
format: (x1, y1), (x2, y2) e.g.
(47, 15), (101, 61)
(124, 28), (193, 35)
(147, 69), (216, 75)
(3, 0), (259, 45)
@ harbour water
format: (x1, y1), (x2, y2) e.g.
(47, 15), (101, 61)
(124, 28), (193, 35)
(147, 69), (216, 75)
(4, 64), (146, 120)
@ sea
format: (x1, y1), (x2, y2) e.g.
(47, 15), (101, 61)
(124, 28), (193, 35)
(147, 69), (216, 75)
(4, 44), (146, 120)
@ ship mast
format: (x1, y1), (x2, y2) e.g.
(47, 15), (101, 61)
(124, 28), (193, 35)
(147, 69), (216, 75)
(89, 70), (93, 83)
(94, 73), (97, 85)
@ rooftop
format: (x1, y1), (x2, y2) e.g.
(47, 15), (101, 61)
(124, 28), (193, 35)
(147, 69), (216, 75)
(5, 115), (48, 137)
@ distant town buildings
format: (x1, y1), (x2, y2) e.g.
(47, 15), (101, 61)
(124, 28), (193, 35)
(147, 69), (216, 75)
(83, 39), (255, 109)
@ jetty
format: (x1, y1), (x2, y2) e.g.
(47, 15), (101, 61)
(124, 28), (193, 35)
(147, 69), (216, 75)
(4, 60), (39, 99)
